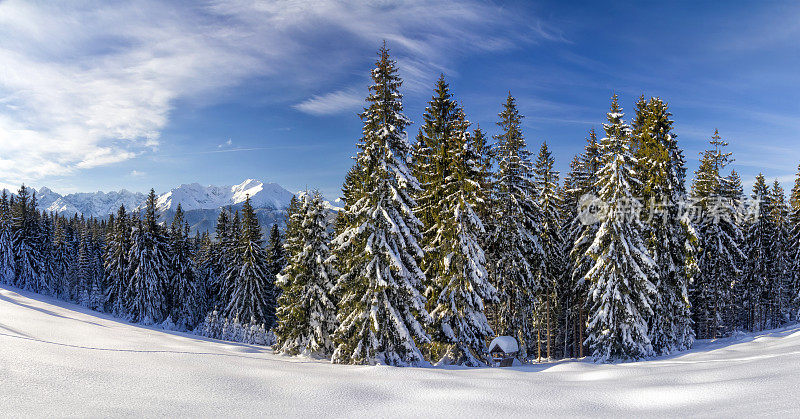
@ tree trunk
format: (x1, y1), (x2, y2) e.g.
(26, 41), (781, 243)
(537, 322), (542, 362)
(579, 307), (585, 358)
(546, 298), (551, 360)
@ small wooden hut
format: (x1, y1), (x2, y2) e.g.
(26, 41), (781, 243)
(488, 336), (519, 367)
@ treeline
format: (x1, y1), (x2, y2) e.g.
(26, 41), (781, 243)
(277, 44), (800, 365)
(0, 186), (285, 341)
(2, 44), (799, 366)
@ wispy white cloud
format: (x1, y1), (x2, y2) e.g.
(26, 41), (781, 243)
(0, 0), (557, 184)
(294, 89), (363, 116)
(130, 170), (146, 177)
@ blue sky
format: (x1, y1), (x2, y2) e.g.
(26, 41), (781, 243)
(0, 0), (798, 199)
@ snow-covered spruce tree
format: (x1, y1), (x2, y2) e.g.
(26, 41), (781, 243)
(54, 216), (76, 301)
(723, 169), (747, 329)
(532, 141), (564, 361)
(275, 191), (338, 357)
(81, 219), (103, 310)
(790, 164), (800, 320)
(224, 196), (275, 327)
(11, 186), (46, 293)
(742, 174), (775, 331)
(470, 126), (495, 299)
(633, 97), (695, 354)
(566, 129), (602, 358)
(433, 108), (497, 366)
(690, 131), (743, 337)
(559, 154), (582, 358)
(169, 205), (203, 330)
(331, 169), (363, 297)
(127, 189), (171, 324)
(584, 95), (657, 362)
(38, 212), (57, 295)
(88, 237), (105, 312)
(195, 231), (215, 319)
(411, 76), (496, 365)
(469, 125), (494, 247)
(0, 190), (15, 285)
(77, 225), (93, 306)
(206, 208), (232, 310)
(104, 205), (131, 316)
(486, 93), (543, 359)
(412, 75), (458, 301)
(769, 181), (792, 325)
(49, 217), (70, 299)
(331, 44), (431, 366)
(219, 209), (243, 311)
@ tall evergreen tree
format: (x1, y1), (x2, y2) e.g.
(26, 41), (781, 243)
(87, 219), (106, 311)
(12, 186), (46, 293)
(411, 76), (496, 365)
(195, 231), (215, 319)
(128, 189), (171, 324)
(77, 224), (93, 306)
(434, 106), (497, 366)
(207, 208), (232, 310)
(38, 212), (57, 295)
(104, 205), (131, 316)
(769, 181), (790, 326)
(633, 97), (694, 354)
(743, 174), (774, 331)
(62, 216), (80, 302)
(331, 43), (430, 366)
(169, 205), (203, 330)
(0, 190), (15, 285)
(275, 192), (338, 357)
(412, 75), (460, 303)
(789, 164), (800, 321)
(532, 141), (563, 360)
(690, 131), (743, 337)
(584, 95), (657, 362)
(486, 93), (543, 358)
(567, 129), (602, 358)
(559, 154), (582, 358)
(219, 209), (243, 311)
(225, 196), (275, 326)
(50, 216), (70, 298)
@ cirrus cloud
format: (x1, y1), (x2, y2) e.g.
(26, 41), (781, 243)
(0, 0), (561, 185)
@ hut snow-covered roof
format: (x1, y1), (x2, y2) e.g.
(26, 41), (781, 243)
(488, 336), (519, 354)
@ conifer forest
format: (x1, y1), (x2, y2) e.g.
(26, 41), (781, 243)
(3, 44), (799, 368)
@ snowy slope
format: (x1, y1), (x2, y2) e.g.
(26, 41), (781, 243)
(2, 284), (799, 417)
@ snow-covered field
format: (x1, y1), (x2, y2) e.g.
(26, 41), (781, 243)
(2, 284), (799, 417)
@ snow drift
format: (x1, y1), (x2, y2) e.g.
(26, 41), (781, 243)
(1, 284), (799, 416)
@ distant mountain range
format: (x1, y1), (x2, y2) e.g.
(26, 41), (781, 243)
(153, 179), (294, 214)
(16, 179), (305, 235)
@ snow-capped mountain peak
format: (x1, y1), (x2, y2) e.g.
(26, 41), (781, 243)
(21, 179), (295, 219)
(155, 179), (294, 213)
(44, 190), (148, 219)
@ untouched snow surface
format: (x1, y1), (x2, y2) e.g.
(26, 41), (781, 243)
(2, 284), (799, 417)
